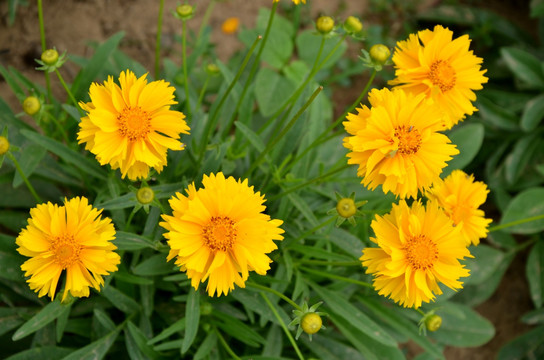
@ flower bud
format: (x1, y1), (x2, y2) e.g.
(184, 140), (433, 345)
(344, 16), (363, 34)
(425, 314), (442, 332)
(0, 136), (9, 155)
(176, 4), (194, 19)
(137, 187), (155, 205)
(22, 96), (41, 116)
(221, 17), (240, 35)
(301, 313), (322, 335)
(201, 302), (213, 315)
(336, 198), (356, 218)
(316, 16), (334, 34)
(206, 63), (220, 76)
(41, 49), (59, 66)
(369, 44), (391, 65)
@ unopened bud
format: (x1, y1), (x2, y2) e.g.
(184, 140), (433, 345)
(41, 49), (59, 66)
(176, 4), (194, 19)
(301, 313), (322, 335)
(369, 44), (391, 65)
(22, 96), (41, 116)
(137, 187), (154, 205)
(336, 198), (356, 218)
(0, 136), (9, 155)
(425, 314), (442, 332)
(316, 16), (334, 34)
(344, 16), (363, 34)
(206, 63), (220, 76)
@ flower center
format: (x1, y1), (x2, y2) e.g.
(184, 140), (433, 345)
(429, 60), (456, 92)
(117, 106), (151, 141)
(394, 125), (422, 155)
(50, 233), (81, 269)
(403, 234), (438, 270)
(203, 216), (237, 252)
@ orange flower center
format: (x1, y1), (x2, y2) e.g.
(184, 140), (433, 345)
(403, 234), (438, 270)
(429, 60), (456, 92)
(50, 233), (81, 269)
(117, 106), (151, 141)
(203, 216), (237, 252)
(394, 125), (422, 155)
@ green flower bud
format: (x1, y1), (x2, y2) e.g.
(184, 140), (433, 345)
(344, 16), (363, 34)
(201, 302), (213, 315)
(137, 187), (155, 205)
(176, 4), (194, 19)
(301, 313), (322, 335)
(369, 44), (391, 65)
(336, 198), (356, 219)
(316, 16), (334, 34)
(425, 314), (442, 332)
(22, 96), (41, 116)
(41, 49), (59, 66)
(0, 136), (9, 155)
(205, 63), (220, 76)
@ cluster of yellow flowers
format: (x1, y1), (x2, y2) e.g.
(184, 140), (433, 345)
(345, 25), (492, 308)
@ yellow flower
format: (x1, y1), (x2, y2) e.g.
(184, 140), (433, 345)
(426, 170), (492, 246)
(389, 25), (488, 129)
(343, 88), (459, 199)
(160, 172), (284, 296)
(77, 70), (190, 180)
(273, 0), (306, 4)
(16, 197), (120, 301)
(221, 17), (240, 34)
(361, 200), (471, 308)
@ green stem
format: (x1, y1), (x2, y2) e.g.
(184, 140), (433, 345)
(489, 214), (544, 233)
(301, 267), (373, 289)
(214, 327), (241, 360)
(182, 19), (191, 119)
(37, 0), (52, 102)
(196, 0), (216, 42)
(125, 208), (138, 231)
(222, 2), (278, 137)
(297, 260), (361, 266)
(269, 163), (349, 202)
(260, 292), (305, 360)
(197, 35), (263, 166)
(243, 86), (323, 179)
(54, 69), (83, 115)
(154, 0), (165, 79)
(247, 282), (301, 311)
(7, 152), (42, 203)
(506, 237), (537, 255)
(291, 217), (335, 244)
(196, 75), (210, 112)
(43, 111), (69, 143)
(416, 308), (426, 316)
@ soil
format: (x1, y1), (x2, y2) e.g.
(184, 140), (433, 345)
(0, 0), (536, 359)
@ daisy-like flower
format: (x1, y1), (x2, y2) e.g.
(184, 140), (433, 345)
(16, 197), (120, 301)
(343, 87), (459, 199)
(389, 25), (488, 129)
(78, 70), (190, 180)
(426, 170), (492, 246)
(273, 0), (306, 4)
(361, 200), (471, 308)
(160, 172), (284, 296)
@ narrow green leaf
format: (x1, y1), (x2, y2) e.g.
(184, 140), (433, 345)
(476, 97), (519, 130)
(101, 285), (140, 314)
(235, 122), (265, 152)
(500, 187), (544, 234)
(194, 331), (217, 360)
(504, 134), (542, 185)
(497, 325), (544, 360)
(182, 288), (200, 353)
(521, 93), (544, 131)
(148, 317), (185, 345)
(6, 347), (73, 360)
(300, 333), (367, 360)
(297, 30), (348, 69)
(213, 311), (266, 347)
(286, 193), (319, 227)
(527, 241), (544, 308)
(12, 300), (69, 341)
(255, 68), (296, 117)
(0, 250), (25, 282)
(501, 47), (544, 89)
(114, 271), (153, 285)
(0, 308), (33, 337)
(55, 303), (72, 343)
(522, 308), (544, 325)
(12, 144), (46, 187)
(126, 321), (160, 359)
(61, 328), (120, 360)
(443, 123), (484, 176)
(132, 254), (174, 276)
(93, 308), (116, 333)
(114, 231), (156, 251)
(463, 245), (505, 285)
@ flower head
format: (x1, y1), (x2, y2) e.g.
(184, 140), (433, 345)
(343, 88), (459, 199)
(426, 170), (492, 246)
(160, 172), (284, 296)
(389, 25), (488, 129)
(361, 200), (471, 308)
(273, 0), (306, 4)
(16, 197), (120, 301)
(77, 70), (190, 180)
(221, 17), (240, 34)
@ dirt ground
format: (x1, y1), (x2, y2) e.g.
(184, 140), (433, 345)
(0, 0), (535, 359)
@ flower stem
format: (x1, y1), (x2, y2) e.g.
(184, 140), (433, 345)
(154, 0), (165, 79)
(489, 214), (544, 233)
(247, 282), (301, 311)
(7, 152), (42, 203)
(243, 86), (323, 179)
(196, 0), (216, 42)
(214, 326), (242, 360)
(196, 75), (210, 112)
(260, 292), (305, 360)
(44, 111), (69, 143)
(301, 267), (373, 289)
(291, 217), (335, 244)
(54, 69), (83, 115)
(37, 0), (52, 102)
(182, 19), (191, 119)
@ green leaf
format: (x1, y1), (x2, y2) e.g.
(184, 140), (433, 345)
(521, 94), (544, 131)
(286, 193), (319, 227)
(497, 325), (544, 360)
(55, 303), (72, 342)
(504, 134), (542, 185)
(213, 311), (266, 347)
(310, 283), (397, 347)
(114, 271), (153, 285)
(12, 300), (70, 341)
(126, 321), (160, 359)
(443, 123), (484, 176)
(114, 231), (156, 251)
(463, 245), (505, 285)
(300, 334), (366, 360)
(20, 130), (106, 180)
(500, 187), (544, 234)
(132, 254), (174, 276)
(93, 308), (116, 333)
(193, 330), (217, 360)
(532, 0), (544, 17)
(296, 30), (348, 69)
(0, 250), (25, 282)
(527, 241), (544, 308)
(148, 317), (185, 345)
(61, 328), (120, 360)
(329, 227), (364, 258)
(101, 285), (140, 314)
(254, 68), (296, 117)
(6, 347), (73, 360)
(428, 302), (495, 347)
(0, 308), (33, 337)
(522, 308), (544, 325)
(71, 32), (125, 100)
(235, 121), (265, 152)
(12, 144), (46, 187)
(476, 97), (519, 130)
(182, 288), (200, 353)
(501, 47), (544, 89)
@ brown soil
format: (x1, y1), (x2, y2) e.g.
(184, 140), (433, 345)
(0, 0), (535, 359)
